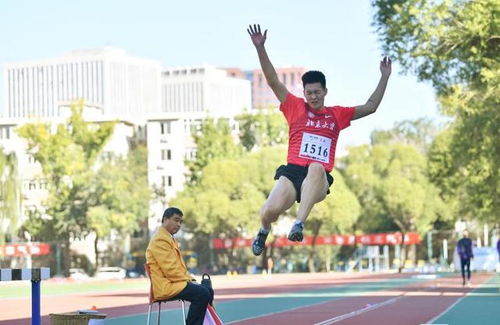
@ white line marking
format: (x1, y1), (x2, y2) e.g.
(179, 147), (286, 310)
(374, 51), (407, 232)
(424, 278), (492, 324)
(312, 296), (403, 325)
(224, 299), (330, 324)
(424, 293), (466, 324)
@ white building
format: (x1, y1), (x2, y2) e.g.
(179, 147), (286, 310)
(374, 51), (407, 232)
(3, 47), (161, 119)
(146, 65), (251, 229)
(161, 64), (251, 117)
(1, 51), (252, 267)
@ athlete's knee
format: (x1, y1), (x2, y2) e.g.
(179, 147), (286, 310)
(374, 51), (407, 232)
(260, 203), (282, 222)
(307, 163), (326, 178)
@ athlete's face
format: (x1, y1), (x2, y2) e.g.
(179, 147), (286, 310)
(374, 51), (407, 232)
(304, 83), (328, 110)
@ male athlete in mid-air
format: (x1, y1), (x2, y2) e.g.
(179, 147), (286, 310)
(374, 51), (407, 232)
(248, 24), (392, 256)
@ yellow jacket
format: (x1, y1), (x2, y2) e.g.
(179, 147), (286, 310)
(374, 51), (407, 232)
(146, 226), (193, 300)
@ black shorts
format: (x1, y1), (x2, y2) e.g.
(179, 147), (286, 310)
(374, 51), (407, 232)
(274, 163), (334, 203)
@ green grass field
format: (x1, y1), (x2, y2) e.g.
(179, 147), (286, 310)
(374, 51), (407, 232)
(0, 278), (148, 299)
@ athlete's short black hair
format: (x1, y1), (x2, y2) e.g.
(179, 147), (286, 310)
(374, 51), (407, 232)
(302, 71), (326, 89)
(162, 207), (183, 223)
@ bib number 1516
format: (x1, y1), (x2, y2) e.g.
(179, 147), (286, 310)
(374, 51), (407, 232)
(299, 133), (331, 163)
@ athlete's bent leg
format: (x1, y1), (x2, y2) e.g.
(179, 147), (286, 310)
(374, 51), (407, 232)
(288, 163), (328, 242)
(261, 177), (297, 229)
(252, 177), (296, 256)
(297, 163), (329, 222)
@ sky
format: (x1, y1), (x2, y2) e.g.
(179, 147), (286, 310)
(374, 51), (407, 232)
(0, 0), (443, 152)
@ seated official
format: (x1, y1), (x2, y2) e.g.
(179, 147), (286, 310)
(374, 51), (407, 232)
(146, 207), (213, 325)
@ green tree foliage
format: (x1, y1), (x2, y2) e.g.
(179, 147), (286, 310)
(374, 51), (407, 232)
(342, 142), (448, 270)
(88, 145), (151, 268)
(236, 110), (288, 151)
(172, 147), (285, 236)
(0, 149), (20, 244)
(372, 0), (499, 222)
(342, 143), (448, 235)
(16, 101), (114, 275)
(173, 145), (361, 271)
(171, 147), (282, 269)
(370, 118), (439, 153)
(186, 118), (242, 184)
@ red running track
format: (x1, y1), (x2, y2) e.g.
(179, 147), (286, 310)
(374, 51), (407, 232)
(0, 272), (492, 325)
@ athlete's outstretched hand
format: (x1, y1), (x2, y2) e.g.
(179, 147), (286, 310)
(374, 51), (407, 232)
(247, 24), (267, 48)
(380, 56), (392, 77)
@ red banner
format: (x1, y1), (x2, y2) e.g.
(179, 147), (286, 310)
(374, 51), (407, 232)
(212, 232), (420, 250)
(0, 243), (51, 256)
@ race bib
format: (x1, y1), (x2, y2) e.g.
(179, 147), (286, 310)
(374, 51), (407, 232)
(299, 132), (332, 163)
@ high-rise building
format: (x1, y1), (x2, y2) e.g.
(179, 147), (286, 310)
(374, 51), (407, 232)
(3, 47), (161, 119)
(223, 67), (305, 109)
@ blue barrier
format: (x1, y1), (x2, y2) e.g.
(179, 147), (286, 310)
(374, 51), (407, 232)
(0, 267), (50, 325)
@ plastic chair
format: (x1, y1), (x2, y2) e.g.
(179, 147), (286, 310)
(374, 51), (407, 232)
(145, 263), (187, 325)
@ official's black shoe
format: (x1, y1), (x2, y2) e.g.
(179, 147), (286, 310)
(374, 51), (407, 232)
(288, 223), (304, 242)
(252, 231), (268, 256)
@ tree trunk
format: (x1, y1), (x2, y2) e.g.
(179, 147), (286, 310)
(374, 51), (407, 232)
(307, 220), (322, 273)
(94, 234), (100, 271)
(398, 232), (407, 273)
(62, 235), (71, 277)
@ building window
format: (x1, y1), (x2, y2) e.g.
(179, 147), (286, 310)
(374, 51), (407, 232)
(161, 149), (172, 160)
(28, 181), (37, 191)
(160, 122), (171, 135)
(291, 73), (295, 85)
(161, 175), (173, 187)
(27, 154), (37, 164)
(39, 179), (48, 190)
(0, 127), (10, 139)
(282, 73), (287, 84)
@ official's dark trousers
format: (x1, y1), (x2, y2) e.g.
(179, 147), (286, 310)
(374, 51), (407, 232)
(460, 257), (471, 281)
(172, 282), (214, 325)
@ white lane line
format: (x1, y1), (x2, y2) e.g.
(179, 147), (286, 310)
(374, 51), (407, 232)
(224, 299), (331, 324)
(312, 296), (403, 325)
(423, 293), (466, 325)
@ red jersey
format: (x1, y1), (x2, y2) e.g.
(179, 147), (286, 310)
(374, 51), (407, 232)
(280, 93), (355, 173)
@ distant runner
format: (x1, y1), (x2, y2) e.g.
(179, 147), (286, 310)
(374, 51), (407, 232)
(457, 229), (474, 287)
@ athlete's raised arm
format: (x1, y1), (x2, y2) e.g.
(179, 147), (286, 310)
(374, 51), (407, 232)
(248, 24), (288, 104)
(353, 56), (392, 120)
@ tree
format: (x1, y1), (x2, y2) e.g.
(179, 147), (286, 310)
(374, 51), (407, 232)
(173, 147), (284, 236)
(342, 142), (448, 270)
(171, 147), (284, 269)
(186, 118), (242, 184)
(370, 118), (439, 153)
(17, 101), (114, 275)
(88, 145), (151, 269)
(173, 145), (361, 272)
(237, 110), (288, 151)
(0, 148), (20, 244)
(372, 0), (499, 223)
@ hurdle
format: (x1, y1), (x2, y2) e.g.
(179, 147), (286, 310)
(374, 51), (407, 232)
(0, 267), (50, 325)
